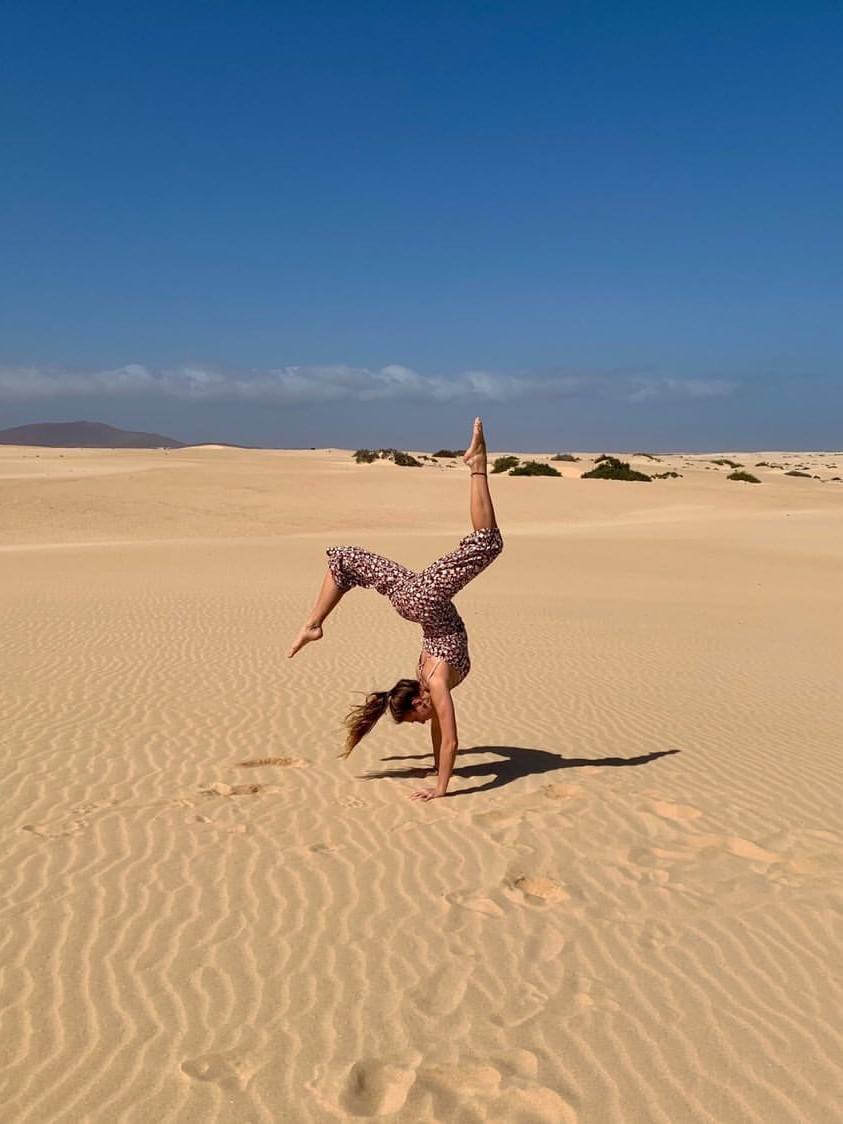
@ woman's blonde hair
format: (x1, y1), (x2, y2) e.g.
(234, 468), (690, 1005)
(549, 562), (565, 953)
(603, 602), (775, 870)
(339, 678), (421, 758)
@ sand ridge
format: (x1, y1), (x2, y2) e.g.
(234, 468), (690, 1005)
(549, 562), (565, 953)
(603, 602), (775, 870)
(1, 444), (841, 1121)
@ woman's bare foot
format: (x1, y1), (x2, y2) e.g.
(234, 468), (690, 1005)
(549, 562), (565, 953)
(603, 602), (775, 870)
(462, 416), (487, 473)
(287, 623), (323, 658)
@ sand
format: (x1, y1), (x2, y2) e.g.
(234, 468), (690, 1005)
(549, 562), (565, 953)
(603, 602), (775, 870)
(1, 443), (841, 1122)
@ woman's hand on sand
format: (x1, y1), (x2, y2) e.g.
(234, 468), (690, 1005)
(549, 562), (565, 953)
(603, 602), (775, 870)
(409, 787), (441, 801)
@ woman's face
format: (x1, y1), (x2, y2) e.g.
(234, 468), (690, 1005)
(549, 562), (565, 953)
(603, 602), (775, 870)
(405, 692), (433, 723)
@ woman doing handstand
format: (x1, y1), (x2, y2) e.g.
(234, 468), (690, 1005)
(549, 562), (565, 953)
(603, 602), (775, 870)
(287, 416), (503, 800)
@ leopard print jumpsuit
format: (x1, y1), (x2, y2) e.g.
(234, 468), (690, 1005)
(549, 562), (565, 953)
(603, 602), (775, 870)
(326, 526), (503, 686)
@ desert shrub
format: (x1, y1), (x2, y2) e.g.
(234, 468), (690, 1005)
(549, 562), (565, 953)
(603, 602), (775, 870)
(830, 476), (842, 482)
(432, 449), (464, 458)
(784, 470), (811, 478)
(550, 453), (580, 462)
(593, 454), (611, 463)
(710, 458), (743, 469)
(492, 455), (520, 474)
(652, 471), (682, 479)
(354, 447), (422, 467)
(727, 471), (760, 483)
(509, 460), (561, 477)
(391, 450), (423, 467)
(633, 452), (661, 461)
(582, 457), (651, 482)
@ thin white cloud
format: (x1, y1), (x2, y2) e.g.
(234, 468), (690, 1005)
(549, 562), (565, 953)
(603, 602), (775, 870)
(0, 362), (737, 404)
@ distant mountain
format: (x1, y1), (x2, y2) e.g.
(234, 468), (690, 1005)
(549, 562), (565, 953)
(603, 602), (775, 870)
(0, 420), (188, 448)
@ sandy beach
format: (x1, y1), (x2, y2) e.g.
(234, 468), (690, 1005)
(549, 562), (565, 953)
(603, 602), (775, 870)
(1, 443), (841, 1123)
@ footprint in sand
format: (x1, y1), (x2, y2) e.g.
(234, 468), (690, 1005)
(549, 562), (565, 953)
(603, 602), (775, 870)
(646, 798), (703, 822)
(23, 798), (122, 839)
(199, 782), (263, 797)
(188, 814), (248, 835)
(338, 1056), (419, 1116)
(487, 982), (550, 1029)
(236, 756), (309, 768)
(559, 973), (622, 1017)
(524, 926), (566, 964)
(23, 818), (89, 839)
(310, 1051), (577, 1122)
(503, 874), (570, 906)
(181, 1050), (258, 1090)
(407, 963), (471, 1017)
(414, 1058), (577, 1123)
(444, 889), (505, 918)
(628, 833), (783, 891)
(694, 835), (780, 864)
(338, 795), (367, 808)
(541, 782), (585, 802)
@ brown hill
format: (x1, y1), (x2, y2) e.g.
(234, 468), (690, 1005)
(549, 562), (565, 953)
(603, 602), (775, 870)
(0, 420), (187, 449)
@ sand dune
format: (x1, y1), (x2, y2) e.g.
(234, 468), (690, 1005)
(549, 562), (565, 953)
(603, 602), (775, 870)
(1, 445), (841, 1121)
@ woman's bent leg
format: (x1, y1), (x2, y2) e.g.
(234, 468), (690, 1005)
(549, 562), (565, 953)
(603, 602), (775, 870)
(418, 527), (503, 602)
(326, 545), (413, 597)
(289, 545), (415, 659)
(288, 567), (345, 658)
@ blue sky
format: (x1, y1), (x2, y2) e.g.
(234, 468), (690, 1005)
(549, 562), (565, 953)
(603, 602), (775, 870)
(2, 1), (841, 449)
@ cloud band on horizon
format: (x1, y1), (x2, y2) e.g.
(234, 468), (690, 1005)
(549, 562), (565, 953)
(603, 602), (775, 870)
(0, 363), (737, 405)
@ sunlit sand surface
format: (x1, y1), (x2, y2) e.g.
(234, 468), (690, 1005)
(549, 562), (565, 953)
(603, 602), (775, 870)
(2, 443), (841, 1121)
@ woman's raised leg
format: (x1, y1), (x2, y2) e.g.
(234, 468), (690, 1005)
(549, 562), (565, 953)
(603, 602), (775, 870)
(463, 416), (497, 531)
(414, 418), (503, 601)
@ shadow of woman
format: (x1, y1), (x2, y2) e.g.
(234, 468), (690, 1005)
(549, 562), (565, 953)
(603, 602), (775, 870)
(360, 745), (680, 796)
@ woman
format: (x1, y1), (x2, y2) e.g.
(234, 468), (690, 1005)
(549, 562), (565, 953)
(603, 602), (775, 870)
(287, 416), (503, 800)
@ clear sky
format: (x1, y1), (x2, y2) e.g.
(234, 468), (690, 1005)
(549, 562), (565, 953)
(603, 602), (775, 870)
(2, 1), (841, 450)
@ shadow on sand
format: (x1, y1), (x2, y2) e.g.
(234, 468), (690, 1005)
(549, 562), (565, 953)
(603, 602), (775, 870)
(361, 745), (680, 796)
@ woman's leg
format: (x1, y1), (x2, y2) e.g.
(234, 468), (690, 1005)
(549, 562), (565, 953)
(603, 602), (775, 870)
(416, 419), (503, 601)
(288, 545), (414, 658)
(463, 416), (497, 530)
(288, 568), (345, 657)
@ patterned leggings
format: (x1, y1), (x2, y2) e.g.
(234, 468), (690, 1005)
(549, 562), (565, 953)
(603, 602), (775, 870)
(326, 526), (504, 682)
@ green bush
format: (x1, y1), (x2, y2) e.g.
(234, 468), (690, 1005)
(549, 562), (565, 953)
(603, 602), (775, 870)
(509, 460), (561, 477)
(391, 450), (423, 467)
(582, 457), (651, 482)
(491, 455), (520, 474)
(550, 453), (580, 462)
(353, 447), (422, 467)
(784, 470), (811, 478)
(432, 449), (464, 458)
(633, 452), (661, 461)
(652, 470), (682, 479)
(710, 458), (743, 469)
(727, 471), (761, 483)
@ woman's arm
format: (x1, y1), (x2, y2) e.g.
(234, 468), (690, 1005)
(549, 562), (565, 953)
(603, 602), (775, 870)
(430, 711), (442, 772)
(411, 683), (458, 800)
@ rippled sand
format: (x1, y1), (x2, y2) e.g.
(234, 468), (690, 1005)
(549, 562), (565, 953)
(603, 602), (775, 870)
(2, 444), (841, 1122)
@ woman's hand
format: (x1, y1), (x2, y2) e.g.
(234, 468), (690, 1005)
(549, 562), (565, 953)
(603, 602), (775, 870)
(409, 787), (442, 801)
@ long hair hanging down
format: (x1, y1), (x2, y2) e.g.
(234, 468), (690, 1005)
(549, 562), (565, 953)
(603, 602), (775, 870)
(340, 678), (421, 758)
